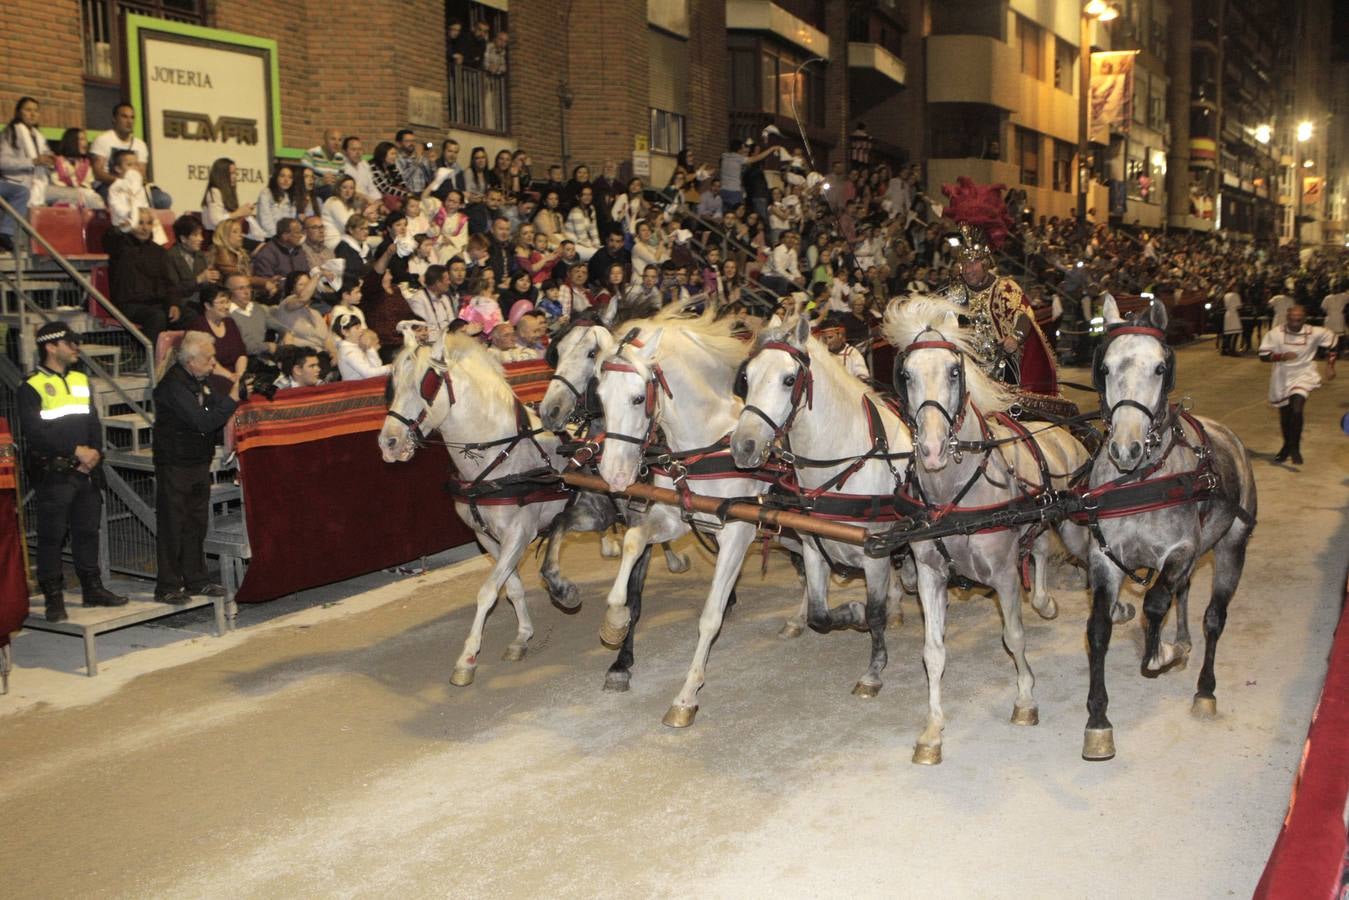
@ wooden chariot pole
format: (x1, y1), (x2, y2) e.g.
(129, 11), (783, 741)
(561, 472), (869, 546)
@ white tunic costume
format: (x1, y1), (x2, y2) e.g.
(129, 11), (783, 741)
(1267, 294), (1294, 329)
(1258, 324), (1336, 406)
(1221, 291), (1242, 334)
(1321, 291), (1347, 335)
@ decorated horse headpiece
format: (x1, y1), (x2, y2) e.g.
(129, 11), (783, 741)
(597, 328), (673, 446)
(734, 334), (815, 448)
(892, 325), (971, 457)
(384, 334), (457, 437)
(1092, 310), (1176, 453)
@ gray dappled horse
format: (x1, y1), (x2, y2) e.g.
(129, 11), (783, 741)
(1082, 297), (1257, 760)
(884, 297), (1096, 765)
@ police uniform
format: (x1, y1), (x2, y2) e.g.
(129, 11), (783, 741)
(18, 323), (127, 621)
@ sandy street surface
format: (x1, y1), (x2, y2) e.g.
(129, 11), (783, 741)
(1, 344), (1346, 899)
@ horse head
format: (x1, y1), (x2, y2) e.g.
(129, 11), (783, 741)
(731, 315), (813, 469)
(1098, 296), (1173, 472)
(540, 319), (613, 430)
(379, 328), (454, 463)
(895, 308), (965, 472)
(594, 326), (667, 492)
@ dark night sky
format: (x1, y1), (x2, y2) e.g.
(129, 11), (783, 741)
(1335, 0), (1349, 61)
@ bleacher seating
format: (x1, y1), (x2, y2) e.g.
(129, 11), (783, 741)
(29, 208), (104, 262)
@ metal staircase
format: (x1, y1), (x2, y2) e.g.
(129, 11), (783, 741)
(0, 195), (242, 583)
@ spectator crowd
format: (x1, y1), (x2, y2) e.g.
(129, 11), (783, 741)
(3, 83), (1347, 397)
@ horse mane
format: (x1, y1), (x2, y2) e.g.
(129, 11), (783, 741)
(392, 331), (515, 410)
(604, 301), (746, 382)
(882, 295), (1017, 413)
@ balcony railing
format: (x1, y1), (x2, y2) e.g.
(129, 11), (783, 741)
(448, 66), (509, 135)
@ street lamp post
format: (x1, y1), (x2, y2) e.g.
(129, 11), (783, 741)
(1295, 120), (1312, 248)
(1078, 2), (1118, 223)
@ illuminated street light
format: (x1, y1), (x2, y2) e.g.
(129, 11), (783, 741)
(1097, 6), (1119, 21)
(1084, 0), (1108, 15)
(1297, 121), (1313, 142)
(1254, 124), (1271, 144)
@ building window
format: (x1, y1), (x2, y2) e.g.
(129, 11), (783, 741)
(1053, 139), (1075, 192)
(928, 103), (1003, 160)
(446, 1), (510, 134)
(728, 37), (823, 128)
(1017, 16), (1044, 81)
(81, 0), (205, 81)
(931, 0), (1005, 40)
(1017, 127), (1040, 187)
(650, 109), (685, 154)
(1053, 38), (1076, 94)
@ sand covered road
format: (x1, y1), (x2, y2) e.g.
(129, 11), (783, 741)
(1, 344), (1345, 898)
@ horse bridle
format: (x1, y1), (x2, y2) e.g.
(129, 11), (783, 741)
(1095, 324), (1175, 456)
(596, 349), (673, 449)
(738, 341), (814, 451)
(385, 355), (456, 441)
(895, 329), (971, 462)
(547, 319), (601, 411)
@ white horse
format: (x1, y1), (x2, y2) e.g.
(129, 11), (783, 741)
(730, 316), (915, 701)
(591, 311), (813, 724)
(1081, 297), (1257, 760)
(883, 297), (1097, 764)
(379, 330), (616, 685)
(539, 313), (691, 576)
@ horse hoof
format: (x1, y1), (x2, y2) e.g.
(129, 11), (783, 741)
(603, 671), (631, 693)
(778, 620), (805, 640)
(600, 535), (621, 558)
(912, 743), (942, 766)
(1082, 727), (1116, 760)
(851, 681), (881, 698)
(449, 666), (476, 687)
(1191, 695), (1218, 719)
(598, 610), (630, 650)
(502, 644), (527, 662)
(1143, 641), (1185, 678)
(550, 582), (581, 612)
(665, 552), (691, 574)
(1011, 705), (1039, 726)
(1034, 597), (1059, 620)
(1111, 602), (1136, 625)
(886, 612), (904, 630)
(662, 705), (698, 728)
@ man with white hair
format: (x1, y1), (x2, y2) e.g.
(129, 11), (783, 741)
(151, 331), (239, 603)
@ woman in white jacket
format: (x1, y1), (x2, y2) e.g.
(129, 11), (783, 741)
(333, 314), (391, 381)
(0, 96), (52, 206)
(322, 176), (360, 249)
(565, 186), (601, 261)
(255, 165), (298, 238)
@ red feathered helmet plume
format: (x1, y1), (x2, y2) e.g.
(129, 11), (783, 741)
(941, 175), (1014, 250)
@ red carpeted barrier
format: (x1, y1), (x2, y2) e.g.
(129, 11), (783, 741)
(230, 378), (477, 603)
(229, 360), (555, 604)
(0, 419), (30, 644)
(1253, 575), (1349, 899)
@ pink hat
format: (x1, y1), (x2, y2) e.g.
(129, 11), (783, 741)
(508, 299), (535, 325)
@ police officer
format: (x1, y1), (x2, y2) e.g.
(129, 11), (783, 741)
(18, 322), (127, 622)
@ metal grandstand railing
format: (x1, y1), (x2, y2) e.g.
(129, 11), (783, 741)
(0, 193), (165, 579)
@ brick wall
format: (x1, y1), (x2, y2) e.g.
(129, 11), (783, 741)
(685, 0), (729, 169)
(0, 0), (87, 132)
(823, 1), (851, 167)
(1, 0), (726, 177)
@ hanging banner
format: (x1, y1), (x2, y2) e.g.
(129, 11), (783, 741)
(1089, 51), (1137, 144)
(127, 15), (280, 219)
(1302, 176), (1322, 210)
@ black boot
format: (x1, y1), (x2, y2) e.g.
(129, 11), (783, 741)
(1274, 408), (1291, 463)
(41, 579), (68, 623)
(79, 571), (129, 608)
